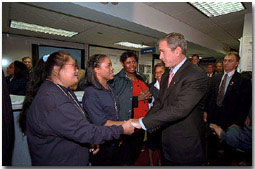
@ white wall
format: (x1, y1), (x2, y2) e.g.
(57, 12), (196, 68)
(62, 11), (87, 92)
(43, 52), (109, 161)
(239, 13), (252, 72)
(2, 33), (88, 75)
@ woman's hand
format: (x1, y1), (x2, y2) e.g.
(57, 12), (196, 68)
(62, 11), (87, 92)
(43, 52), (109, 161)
(90, 144), (100, 155)
(122, 119), (135, 135)
(138, 90), (152, 101)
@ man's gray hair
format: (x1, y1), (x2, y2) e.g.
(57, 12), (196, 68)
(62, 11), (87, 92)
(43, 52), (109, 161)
(159, 32), (187, 55)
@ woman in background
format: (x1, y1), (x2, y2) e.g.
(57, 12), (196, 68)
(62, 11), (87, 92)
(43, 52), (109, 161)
(147, 62), (166, 166)
(82, 54), (126, 166)
(19, 51), (134, 166)
(7, 61), (29, 95)
(109, 51), (151, 165)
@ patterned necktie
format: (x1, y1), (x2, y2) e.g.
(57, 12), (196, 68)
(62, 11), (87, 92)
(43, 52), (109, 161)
(216, 74), (228, 106)
(167, 70), (174, 88)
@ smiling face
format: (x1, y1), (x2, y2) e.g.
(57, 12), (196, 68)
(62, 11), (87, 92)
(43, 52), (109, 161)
(154, 66), (165, 83)
(57, 56), (79, 88)
(95, 57), (114, 81)
(122, 56), (137, 75)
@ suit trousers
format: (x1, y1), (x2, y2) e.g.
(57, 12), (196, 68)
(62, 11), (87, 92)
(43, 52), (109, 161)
(118, 129), (145, 165)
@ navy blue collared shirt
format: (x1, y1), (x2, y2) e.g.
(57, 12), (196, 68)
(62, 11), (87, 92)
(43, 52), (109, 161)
(82, 84), (120, 126)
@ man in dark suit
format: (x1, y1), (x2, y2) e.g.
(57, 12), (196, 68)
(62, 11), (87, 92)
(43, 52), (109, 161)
(206, 63), (215, 78)
(131, 32), (208, 165)
(204, 52), (252, 165)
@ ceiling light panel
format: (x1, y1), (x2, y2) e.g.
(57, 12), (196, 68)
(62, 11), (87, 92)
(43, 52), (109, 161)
(189, 2), (245, 17)
(10, 20), (78, 37)
(114, 42), (149, 48)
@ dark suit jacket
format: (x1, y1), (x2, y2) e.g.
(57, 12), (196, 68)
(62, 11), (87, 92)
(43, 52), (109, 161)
(142, 60), (208, 164)
(2, 71), (15, 166)
(205, 71), (252, 130)
(148, 81), (159, 99)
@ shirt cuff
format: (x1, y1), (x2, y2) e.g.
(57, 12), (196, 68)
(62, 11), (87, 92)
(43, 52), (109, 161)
(139, 118), (147, 130)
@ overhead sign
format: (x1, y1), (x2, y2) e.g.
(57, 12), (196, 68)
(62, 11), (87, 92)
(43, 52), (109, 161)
(141, 47), (156, 54)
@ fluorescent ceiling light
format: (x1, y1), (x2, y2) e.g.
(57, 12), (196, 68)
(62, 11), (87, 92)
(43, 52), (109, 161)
(189, 2), (245, 17)
(114, 42), (149, 48)
(10, 20), (78, 37)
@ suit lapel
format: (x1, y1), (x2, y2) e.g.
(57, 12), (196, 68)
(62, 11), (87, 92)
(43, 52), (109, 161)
(215, 73), (224, 95)
(159, 69), (170, 101)
(161, 60), (189, 101)
(224, 71), (239, 99)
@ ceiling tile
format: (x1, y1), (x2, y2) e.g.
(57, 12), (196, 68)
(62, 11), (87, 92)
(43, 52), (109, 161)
(186, 19), (217, 29)
(209, 12), (245, 25)
(173, 8), (208, 24)
(219, 20), (244, 31)
(226, 29), (243, 39)
(146, 2), (193, 16)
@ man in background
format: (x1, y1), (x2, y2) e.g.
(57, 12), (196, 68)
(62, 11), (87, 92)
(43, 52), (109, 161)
(206, 64), (215, 78)
(215, 61), (223, 74)
(22, 57), (32, 72)
(191, 54), (200, 66)
(204, 52), (252, 165)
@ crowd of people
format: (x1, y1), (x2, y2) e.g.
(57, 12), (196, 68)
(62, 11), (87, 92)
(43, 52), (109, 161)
(2, 32), (252, 166)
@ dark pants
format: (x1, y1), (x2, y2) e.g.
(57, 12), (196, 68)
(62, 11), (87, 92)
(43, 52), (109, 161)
(207, 130), (238, 166)
(162, 154), (204, 166)
(118, 129), (145, 165)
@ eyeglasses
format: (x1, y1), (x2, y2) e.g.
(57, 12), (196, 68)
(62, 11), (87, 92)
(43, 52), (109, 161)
(65, 63), (78, 69)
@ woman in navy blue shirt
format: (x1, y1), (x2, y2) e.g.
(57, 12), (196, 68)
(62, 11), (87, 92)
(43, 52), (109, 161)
(19, 51), (134, 166)
(82, 54), (125, 166)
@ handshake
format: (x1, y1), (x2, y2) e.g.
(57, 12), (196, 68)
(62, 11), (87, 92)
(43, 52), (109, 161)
(121, 118), (143, 135)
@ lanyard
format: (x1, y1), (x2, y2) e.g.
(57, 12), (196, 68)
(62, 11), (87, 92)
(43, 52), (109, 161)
(55, 83), (86, 116)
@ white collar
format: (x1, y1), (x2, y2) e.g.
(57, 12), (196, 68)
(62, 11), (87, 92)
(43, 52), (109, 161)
(224, 69), (235, 77)
(154, 80), (160, 90)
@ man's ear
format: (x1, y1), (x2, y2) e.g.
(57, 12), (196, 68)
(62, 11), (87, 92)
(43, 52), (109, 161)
(175, 46), (182, 56)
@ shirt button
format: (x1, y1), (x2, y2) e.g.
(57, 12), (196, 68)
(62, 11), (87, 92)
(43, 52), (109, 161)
(129, 110), (131, 112)
(130, 98), (132, 100)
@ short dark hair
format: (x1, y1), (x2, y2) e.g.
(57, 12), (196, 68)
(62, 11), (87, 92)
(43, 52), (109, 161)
(191, 54), (199, 60)
(13, 61), (29, 79)
(226, 51), (240, 62)
(84, 54), (108, 90)
(206, 63), (214, 67)
(22, 57), (32, 62)
(159, 32), (187, 55)
(216, 60), (223, 64)
(120, 51), (138, 63)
